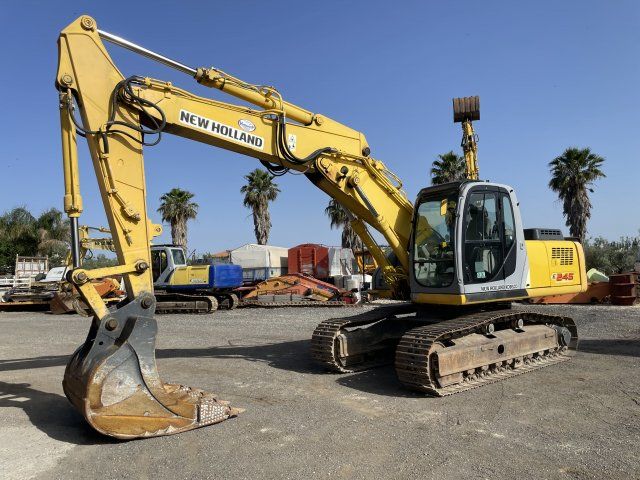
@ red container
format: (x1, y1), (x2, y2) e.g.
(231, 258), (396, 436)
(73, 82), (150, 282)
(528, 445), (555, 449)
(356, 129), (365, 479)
(288, 244), (329, 279)
(610, 272), (639, 306)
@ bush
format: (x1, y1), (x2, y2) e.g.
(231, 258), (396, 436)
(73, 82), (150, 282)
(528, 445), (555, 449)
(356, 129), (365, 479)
(583, 235), (640, 275)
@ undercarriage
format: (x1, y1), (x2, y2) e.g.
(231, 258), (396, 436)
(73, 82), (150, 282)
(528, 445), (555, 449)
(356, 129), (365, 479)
(154, 292), (240, 314)
(311, 304), (577, 395)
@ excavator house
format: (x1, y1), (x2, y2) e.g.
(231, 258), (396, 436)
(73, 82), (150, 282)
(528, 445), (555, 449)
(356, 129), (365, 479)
(56, 16), (584, 439)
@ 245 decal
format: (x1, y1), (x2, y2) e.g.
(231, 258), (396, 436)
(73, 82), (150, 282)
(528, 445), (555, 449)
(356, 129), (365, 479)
(551, 272), (574, 282)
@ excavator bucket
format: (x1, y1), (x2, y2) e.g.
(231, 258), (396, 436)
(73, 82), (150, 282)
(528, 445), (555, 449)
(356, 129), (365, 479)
(63, 295), (240, 439)
(453, 96), (480, 122)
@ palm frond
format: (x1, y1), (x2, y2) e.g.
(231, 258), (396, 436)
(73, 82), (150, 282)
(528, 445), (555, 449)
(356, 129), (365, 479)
(430, 151), (466, 185)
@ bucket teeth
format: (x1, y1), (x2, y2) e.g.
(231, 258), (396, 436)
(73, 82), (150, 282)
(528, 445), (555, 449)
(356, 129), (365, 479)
(62, 296), (240, 439)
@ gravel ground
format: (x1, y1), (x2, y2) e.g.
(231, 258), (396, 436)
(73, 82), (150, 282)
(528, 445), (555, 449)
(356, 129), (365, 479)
(0, 303), (638, 480)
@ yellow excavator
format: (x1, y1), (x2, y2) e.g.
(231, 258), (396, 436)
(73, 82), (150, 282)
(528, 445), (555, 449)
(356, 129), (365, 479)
(56, 16), (585, 439)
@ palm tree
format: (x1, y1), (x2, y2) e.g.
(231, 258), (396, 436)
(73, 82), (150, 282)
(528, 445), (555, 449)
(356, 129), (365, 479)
(549, 147), (605, 243)
(240, 169), (280, 245)
(324, 199), (361, 249)
(430, 151), (466, 185)
(157, 188), (199, 251)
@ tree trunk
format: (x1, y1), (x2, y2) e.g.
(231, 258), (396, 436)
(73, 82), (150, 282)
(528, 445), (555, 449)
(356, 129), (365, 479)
(171, 220), (187, 251)
(252, 203), (271, 245)
(564, 189), (590, 244)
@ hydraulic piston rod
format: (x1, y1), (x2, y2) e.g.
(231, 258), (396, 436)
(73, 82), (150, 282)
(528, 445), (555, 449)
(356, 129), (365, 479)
(97, 28), (315, 125)
(98, 29), (197, 76)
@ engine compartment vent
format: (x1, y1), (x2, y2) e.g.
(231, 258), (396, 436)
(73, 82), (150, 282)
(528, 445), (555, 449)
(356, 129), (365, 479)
(523, 228), (564, 241)
(552, 247), (574, 265)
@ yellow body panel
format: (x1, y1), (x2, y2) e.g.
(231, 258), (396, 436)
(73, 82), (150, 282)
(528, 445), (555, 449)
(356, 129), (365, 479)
(525, 240), (587, 297)
(169, 265), (209, 286)
(412, 293), (467, 305)
(526, 241), (551, 288)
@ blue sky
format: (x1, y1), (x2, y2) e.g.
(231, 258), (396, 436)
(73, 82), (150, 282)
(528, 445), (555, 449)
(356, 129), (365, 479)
(0, 1), (638, 255)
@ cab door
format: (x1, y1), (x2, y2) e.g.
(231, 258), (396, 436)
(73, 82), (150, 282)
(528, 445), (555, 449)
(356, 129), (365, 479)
(462, 189), (504, 293)
(151, 248), (170, 286)
(461, 188), (507, 297)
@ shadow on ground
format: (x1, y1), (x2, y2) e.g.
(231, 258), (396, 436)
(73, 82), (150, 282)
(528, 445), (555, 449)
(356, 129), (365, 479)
(578, 339), (640, 357)
(0, 381), (115, 445)
(156, 339), (317, 373)
(335, 366), (422, 398)
(0, 339), (317, 374)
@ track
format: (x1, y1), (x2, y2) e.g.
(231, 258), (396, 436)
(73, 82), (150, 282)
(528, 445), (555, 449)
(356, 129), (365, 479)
(155, 294), (217, 314)
(311, 306), (578, 395)
(311, 304), (419, 372)
(395, 310), (577, 395)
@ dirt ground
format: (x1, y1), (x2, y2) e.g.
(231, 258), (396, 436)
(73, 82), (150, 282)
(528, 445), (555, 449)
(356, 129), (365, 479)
(0, 303), (638, 480)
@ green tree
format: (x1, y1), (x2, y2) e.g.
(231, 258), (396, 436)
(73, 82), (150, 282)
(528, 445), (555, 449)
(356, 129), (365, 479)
(324, 199), (362, 249)
(430, 151), (466, 185)
(549, 147), (606, 243)
(0, 207), (70, 271)
(0, 207), (37, 271)
(157, 188), (199, 251)
(584, 235), (640, 275)
(35, 208), (70, 266)
(240, 169), (280, 245)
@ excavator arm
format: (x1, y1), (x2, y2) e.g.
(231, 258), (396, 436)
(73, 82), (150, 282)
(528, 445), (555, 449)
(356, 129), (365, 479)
(453, 96), (480, 180)
(56, 15), (413, 438)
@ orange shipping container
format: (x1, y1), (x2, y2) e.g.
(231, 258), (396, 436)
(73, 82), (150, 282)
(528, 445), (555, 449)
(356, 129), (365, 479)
(288, 244), (330, 279)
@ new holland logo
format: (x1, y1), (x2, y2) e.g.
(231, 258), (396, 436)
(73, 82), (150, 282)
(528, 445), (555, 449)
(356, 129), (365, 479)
(179, 110), (264, 150)
(238, 119), (256, 132)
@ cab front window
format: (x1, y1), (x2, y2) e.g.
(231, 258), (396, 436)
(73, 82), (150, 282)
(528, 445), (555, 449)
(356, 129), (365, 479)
(413, 192), (457, 287)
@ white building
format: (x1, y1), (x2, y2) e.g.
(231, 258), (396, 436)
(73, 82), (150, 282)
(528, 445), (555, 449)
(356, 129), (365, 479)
(229, 243), (288, 283)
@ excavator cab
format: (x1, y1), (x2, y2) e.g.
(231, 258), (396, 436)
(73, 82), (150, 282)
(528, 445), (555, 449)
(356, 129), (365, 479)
(150, 245), (187, 284)
(410, 181), (530, 305)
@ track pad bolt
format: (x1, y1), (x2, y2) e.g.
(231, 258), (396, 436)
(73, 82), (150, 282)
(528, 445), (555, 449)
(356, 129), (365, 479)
(485, 323), (495, 334)
(105, 318), (119, 331)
